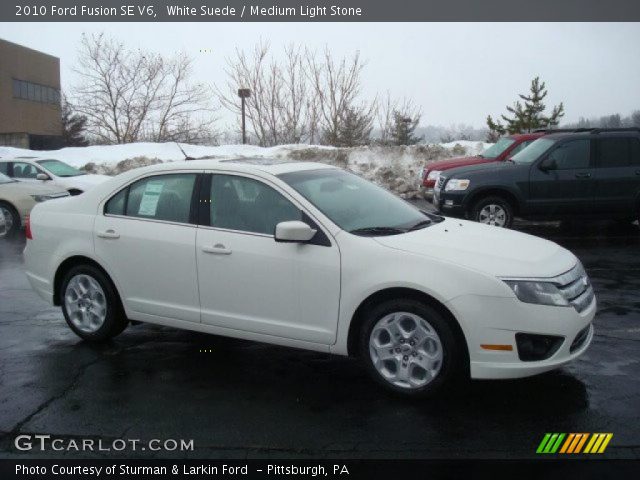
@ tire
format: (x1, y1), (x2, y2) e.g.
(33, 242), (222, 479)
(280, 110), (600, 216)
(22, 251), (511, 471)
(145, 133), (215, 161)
(60, 264), (128, 342)
(0, 202), (20, 240)
(359, 299), (464, 398)
(470, 196), (514, 228)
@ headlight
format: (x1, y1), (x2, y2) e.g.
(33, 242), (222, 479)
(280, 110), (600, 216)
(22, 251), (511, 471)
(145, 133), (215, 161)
(503, 280), (569, 307)
(427, 170), (441, 181)
(444, 179), (470, 191)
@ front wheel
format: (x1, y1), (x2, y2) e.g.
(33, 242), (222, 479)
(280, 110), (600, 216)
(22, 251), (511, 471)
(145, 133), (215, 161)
(359, 299), (463, 397)
(470, 196), (514, 228)
(60, 265), (128, 342)
(0, 202), (20, 239)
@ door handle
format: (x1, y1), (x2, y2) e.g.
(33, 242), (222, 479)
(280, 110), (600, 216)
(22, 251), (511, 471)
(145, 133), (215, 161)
(575, 172), (591, 179)
(202, 244), (232, 255)
(97, 229), (120, 239)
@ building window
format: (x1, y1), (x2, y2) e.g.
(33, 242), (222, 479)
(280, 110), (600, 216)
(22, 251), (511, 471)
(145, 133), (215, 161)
(11, 78), (60, 106)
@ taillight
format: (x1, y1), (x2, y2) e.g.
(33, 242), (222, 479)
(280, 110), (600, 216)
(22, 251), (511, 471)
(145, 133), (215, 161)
(25, 216), (33, 240)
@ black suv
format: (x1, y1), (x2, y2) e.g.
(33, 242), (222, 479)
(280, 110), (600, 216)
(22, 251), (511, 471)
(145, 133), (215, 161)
(433, 128), (640, 228)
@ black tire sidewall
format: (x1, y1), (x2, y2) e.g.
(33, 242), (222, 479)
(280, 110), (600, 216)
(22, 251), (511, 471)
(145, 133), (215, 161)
(60, 265), (127, 342)
(471, 196), (514, 228)
(359, 299), (461, 398)
(0, 202), (20, 239)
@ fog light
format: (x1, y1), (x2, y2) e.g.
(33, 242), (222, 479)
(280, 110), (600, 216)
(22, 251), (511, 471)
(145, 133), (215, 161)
(515, 333), (563, 361)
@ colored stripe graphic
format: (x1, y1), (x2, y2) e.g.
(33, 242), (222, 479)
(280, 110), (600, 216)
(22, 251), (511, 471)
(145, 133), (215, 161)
(538, 433), (613, 454)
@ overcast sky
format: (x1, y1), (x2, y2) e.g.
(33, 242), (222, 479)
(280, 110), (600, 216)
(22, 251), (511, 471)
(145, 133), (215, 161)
(1, 22), (639, 129)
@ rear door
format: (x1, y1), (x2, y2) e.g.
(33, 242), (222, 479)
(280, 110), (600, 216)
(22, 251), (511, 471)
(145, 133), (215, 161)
(528, 138), (596, 215)
(592, 136), (640, 214)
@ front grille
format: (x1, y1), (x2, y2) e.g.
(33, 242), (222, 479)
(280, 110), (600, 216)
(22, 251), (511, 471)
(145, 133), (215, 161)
(554, 263), (595, 313)
(570, 324), (592, 353)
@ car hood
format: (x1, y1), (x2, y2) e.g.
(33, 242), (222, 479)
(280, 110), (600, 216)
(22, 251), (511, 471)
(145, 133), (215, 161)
(374, 219), (576, 278)
(441, 161), (517, 178)
(56, 174), (111, 190)
(0, 181), (68, 195)
(427, 156), (496, 171)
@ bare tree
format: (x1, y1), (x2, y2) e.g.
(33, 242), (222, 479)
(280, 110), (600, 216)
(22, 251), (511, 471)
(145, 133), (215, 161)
(376, 92), (422, 145)
(216, 42), (315, 146)
(73, 33), (216, 144)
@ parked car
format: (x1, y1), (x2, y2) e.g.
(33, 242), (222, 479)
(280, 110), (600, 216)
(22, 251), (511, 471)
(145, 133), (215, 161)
(433, 128), (640, 228)
(24, 159), (595, 397)
(0, 172), (69, 238)
(421, 132), (549, 199)
(0, 158), (109, 196)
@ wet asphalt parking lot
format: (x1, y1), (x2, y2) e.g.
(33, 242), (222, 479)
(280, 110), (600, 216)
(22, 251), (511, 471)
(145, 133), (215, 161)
(0, 211), (639, 460)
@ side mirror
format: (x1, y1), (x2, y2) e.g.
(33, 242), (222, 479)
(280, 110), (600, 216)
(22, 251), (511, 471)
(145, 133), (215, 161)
(36, 173), (50, 181)
(539, 157), (557, 172)
(275, 221), (317, 243)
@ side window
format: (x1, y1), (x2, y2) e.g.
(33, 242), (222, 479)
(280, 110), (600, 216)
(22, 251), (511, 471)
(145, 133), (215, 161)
(507, 140), (532, 157)
(210, 175), (301, 235)
(12, 162), (39, 178)
(597, 138), (630, 168)
(0, 162), (8, 175)
(547, 140), (590, 170)
(105, 188), (127, 216)
(630, 138), (640, 166)
(124, 174), (196, 223)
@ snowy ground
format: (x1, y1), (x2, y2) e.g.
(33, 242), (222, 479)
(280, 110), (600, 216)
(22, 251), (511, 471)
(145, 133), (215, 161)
(0, 140), (491, 198)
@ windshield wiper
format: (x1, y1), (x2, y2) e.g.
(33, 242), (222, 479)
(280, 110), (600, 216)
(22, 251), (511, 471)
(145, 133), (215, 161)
(408, 219), (432, 231)
(350, 226), (407, 236)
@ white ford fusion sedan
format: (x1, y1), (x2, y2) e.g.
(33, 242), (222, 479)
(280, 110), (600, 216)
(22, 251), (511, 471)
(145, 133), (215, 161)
(24, 159), (595, 396)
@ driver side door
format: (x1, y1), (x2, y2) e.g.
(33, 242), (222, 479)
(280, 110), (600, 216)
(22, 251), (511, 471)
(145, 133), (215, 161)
(528, 139), (596, 215)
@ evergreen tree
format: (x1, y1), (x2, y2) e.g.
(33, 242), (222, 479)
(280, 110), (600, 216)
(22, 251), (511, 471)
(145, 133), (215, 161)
(390, 111), (422, 146)
(325, 107), (373, 147)
(487, 77), (565, 138)
(61, 96), (89, 147)
(631, 111), (640, 128)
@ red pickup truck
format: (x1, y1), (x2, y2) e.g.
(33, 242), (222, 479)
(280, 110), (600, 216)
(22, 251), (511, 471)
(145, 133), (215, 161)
(420, 132), (546, 199)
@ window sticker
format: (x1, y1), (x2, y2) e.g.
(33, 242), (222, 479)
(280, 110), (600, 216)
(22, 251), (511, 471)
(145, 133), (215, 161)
(138, 181), (164, 216)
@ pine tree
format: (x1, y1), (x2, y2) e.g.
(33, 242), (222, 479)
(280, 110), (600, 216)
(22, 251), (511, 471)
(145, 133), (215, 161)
(390, 111), (422, 146)
(325, 107), (373, 147)
(486, 77), (565, 138)
(61, 96), (89, 147)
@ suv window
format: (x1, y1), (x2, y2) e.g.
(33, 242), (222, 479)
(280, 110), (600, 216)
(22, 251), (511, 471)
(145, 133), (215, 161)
(12, 162), (40, 179)
(105, 174), (196, 223)
(209, 175), (301, 235)
(547, 139), (590, 170)
(597, 137), (632, 168)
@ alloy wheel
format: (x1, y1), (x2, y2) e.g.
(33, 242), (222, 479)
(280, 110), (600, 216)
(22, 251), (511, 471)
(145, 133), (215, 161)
(478, 204), (507, 227)
(0, 207), (13, 238)
(64, 274), (108, 333)
(369, 312), (443, 389)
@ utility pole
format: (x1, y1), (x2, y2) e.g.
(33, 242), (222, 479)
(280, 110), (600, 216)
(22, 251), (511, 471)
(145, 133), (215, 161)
(237, 88), (251, 144)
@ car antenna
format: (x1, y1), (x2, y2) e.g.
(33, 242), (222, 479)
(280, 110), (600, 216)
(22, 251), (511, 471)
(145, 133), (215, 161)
(176, 142), (195, 161)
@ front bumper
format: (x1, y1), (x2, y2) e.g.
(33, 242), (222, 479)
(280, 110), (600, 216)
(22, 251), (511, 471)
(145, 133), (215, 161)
(433, 188), (467, 217)
(445, 294), (596, 379)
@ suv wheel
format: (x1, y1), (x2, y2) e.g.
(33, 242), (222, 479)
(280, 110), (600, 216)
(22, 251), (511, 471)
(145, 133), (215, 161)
(471, 196), (514, 228)
(359, 299), (462, 397)
(60, 265), (128, 342)
(0, 202), (19, 239)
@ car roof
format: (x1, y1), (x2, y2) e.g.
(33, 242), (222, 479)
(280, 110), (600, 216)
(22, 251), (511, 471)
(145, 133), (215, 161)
(131, 158), (338, 176)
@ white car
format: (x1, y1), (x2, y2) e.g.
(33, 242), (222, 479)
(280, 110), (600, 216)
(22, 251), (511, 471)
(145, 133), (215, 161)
(24, 159), (595, 396)
(0, 158), (110, 195)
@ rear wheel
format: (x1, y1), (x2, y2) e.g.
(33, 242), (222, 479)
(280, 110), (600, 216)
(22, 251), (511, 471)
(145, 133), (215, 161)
(470, 196), (514, 228)
(0, 202), (20, 239)
(359, 299), (463, 397)
(60, 265), (128, 342)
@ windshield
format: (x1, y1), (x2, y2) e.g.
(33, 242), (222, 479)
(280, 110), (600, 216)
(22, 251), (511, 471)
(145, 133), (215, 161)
(480, 137), (515, 159)
(0, 172), (15, 184)
(36, 159), (85, 177)
(279, 169), (432, 235)
(511, 138), (556, 164)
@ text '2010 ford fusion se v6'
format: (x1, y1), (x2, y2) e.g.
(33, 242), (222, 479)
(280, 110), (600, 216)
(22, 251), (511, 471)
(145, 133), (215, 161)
(23, 158), (595, 397)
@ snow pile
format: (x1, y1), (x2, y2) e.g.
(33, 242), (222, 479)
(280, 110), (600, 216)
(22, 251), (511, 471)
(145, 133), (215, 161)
(0, 141), (491, 199)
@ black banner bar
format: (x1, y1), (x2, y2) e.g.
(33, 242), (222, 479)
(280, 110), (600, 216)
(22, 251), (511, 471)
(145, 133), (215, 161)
(3, 0), (640, 22)
(1, 459), (640, 480)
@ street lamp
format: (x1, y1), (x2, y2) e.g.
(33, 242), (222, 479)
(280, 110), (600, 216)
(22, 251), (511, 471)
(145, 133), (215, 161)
(237, 88), (251, 144)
